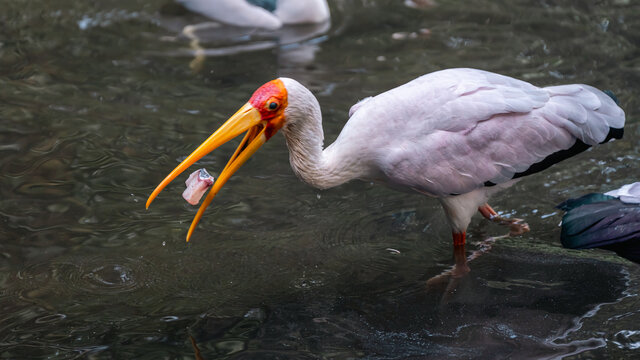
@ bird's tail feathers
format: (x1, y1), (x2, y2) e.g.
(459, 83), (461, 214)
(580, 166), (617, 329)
(597, 88), (624, 143)
(544, 84), (625, 145)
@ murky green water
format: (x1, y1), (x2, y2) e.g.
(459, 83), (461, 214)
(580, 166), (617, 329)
(1, 0), (639, 358)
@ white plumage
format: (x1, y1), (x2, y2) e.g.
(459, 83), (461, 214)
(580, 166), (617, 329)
(177, 0), (330, 30)
(605, 182), (640, 204)
(148, 68), (625, 245)
(279, 69), (624, 240)
(322, 69), (623, 195)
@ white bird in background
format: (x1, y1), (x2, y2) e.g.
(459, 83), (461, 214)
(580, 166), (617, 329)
(176, 0), (331, 30)
(146, 68), (625, 249)
(160, 0), (331, 71)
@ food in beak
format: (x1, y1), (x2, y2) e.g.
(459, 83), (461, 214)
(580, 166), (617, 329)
(146, 103), (273, 241)
(147, 78), (288, 242)
(182, 169), (215, 205)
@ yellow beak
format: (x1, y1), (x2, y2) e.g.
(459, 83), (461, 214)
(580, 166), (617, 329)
(146, 102), (269, 241)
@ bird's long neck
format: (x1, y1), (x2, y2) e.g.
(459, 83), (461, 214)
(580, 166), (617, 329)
(280, 78), (360, 190)
(283, 107), (354, 190)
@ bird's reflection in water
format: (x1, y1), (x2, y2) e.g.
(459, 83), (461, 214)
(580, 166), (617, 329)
(157, 3), (331, 73)
(427, 205), (531, 305)
(426, 237), (497, 305)
(189, 335), (206, 360)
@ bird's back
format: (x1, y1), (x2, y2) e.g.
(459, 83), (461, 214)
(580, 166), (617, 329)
(178, 0), (282, 29)
(329, 68), (625, 196)
(177, 0), (329, 29)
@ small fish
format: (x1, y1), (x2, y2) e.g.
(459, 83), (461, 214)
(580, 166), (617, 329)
(182, 169), (215, 205)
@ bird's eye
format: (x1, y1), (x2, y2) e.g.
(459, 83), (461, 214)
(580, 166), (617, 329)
(268, 102), (278, 110)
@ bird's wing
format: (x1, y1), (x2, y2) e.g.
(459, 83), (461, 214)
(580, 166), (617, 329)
(560, 197), (640, 263)
(336, 68), (625, 196)
(348, 97), (372, 117)
(605, 182), (640, 204)
(178, 0), (282, 29)
(559, 196), (640, 255)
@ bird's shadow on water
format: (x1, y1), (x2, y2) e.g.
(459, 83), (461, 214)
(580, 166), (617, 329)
(185, 243), (628, 359)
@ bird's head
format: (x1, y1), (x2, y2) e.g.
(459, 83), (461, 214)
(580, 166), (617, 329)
(146, 78), (293, 241)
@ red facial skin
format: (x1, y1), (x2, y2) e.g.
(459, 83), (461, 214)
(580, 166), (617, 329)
(249, 79), (288, 140)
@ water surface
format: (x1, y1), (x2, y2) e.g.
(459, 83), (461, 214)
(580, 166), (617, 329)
(1, 0), (639, 358)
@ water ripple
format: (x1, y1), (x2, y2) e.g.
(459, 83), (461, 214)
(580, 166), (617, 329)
(10, 256), (162, 306)
(0, 0), (639, 358)
(34, 313), (67, 324)
(613, 330), (640, 350)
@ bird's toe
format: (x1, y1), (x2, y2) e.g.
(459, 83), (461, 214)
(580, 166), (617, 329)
(508, 220), (530, 236)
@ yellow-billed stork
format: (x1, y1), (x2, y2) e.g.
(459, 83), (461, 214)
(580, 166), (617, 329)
(146, 68), (625, 247)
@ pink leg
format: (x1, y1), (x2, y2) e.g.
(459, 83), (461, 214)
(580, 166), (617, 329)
(427, 237), (497, 302)
(478, 204), (498, 220)
(452, 235), (469, 280)
(426, 242), (472, 302)
(452, 231), (466, 247)
(452, 244), (470, 278)
(430, 233), (468, 288)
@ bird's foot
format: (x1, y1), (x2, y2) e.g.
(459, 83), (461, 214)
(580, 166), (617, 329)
(426, 237), (498, 304)
(478, 204), (530, 237)
(492, 216), (530, 236)
(490, 217), (529, 238)
(487, 216), (530, 238)
(508, 219), (530, 236)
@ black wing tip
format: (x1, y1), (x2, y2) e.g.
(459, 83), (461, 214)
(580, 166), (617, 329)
(484, 126), (623, 189)
(603, 127), (624, 143)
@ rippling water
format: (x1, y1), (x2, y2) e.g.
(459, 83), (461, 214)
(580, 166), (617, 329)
(1, 0), (639, 358)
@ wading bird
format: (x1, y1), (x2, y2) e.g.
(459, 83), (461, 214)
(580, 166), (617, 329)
(557, 182), (639, 263)
(146, 68), (625, 248)
(175, 0), (330, 30)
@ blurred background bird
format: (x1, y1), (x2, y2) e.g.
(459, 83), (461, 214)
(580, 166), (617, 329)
(173, 0), (330, 29)
(557, 182), (640, 264)
(159, 0), (331, 71)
